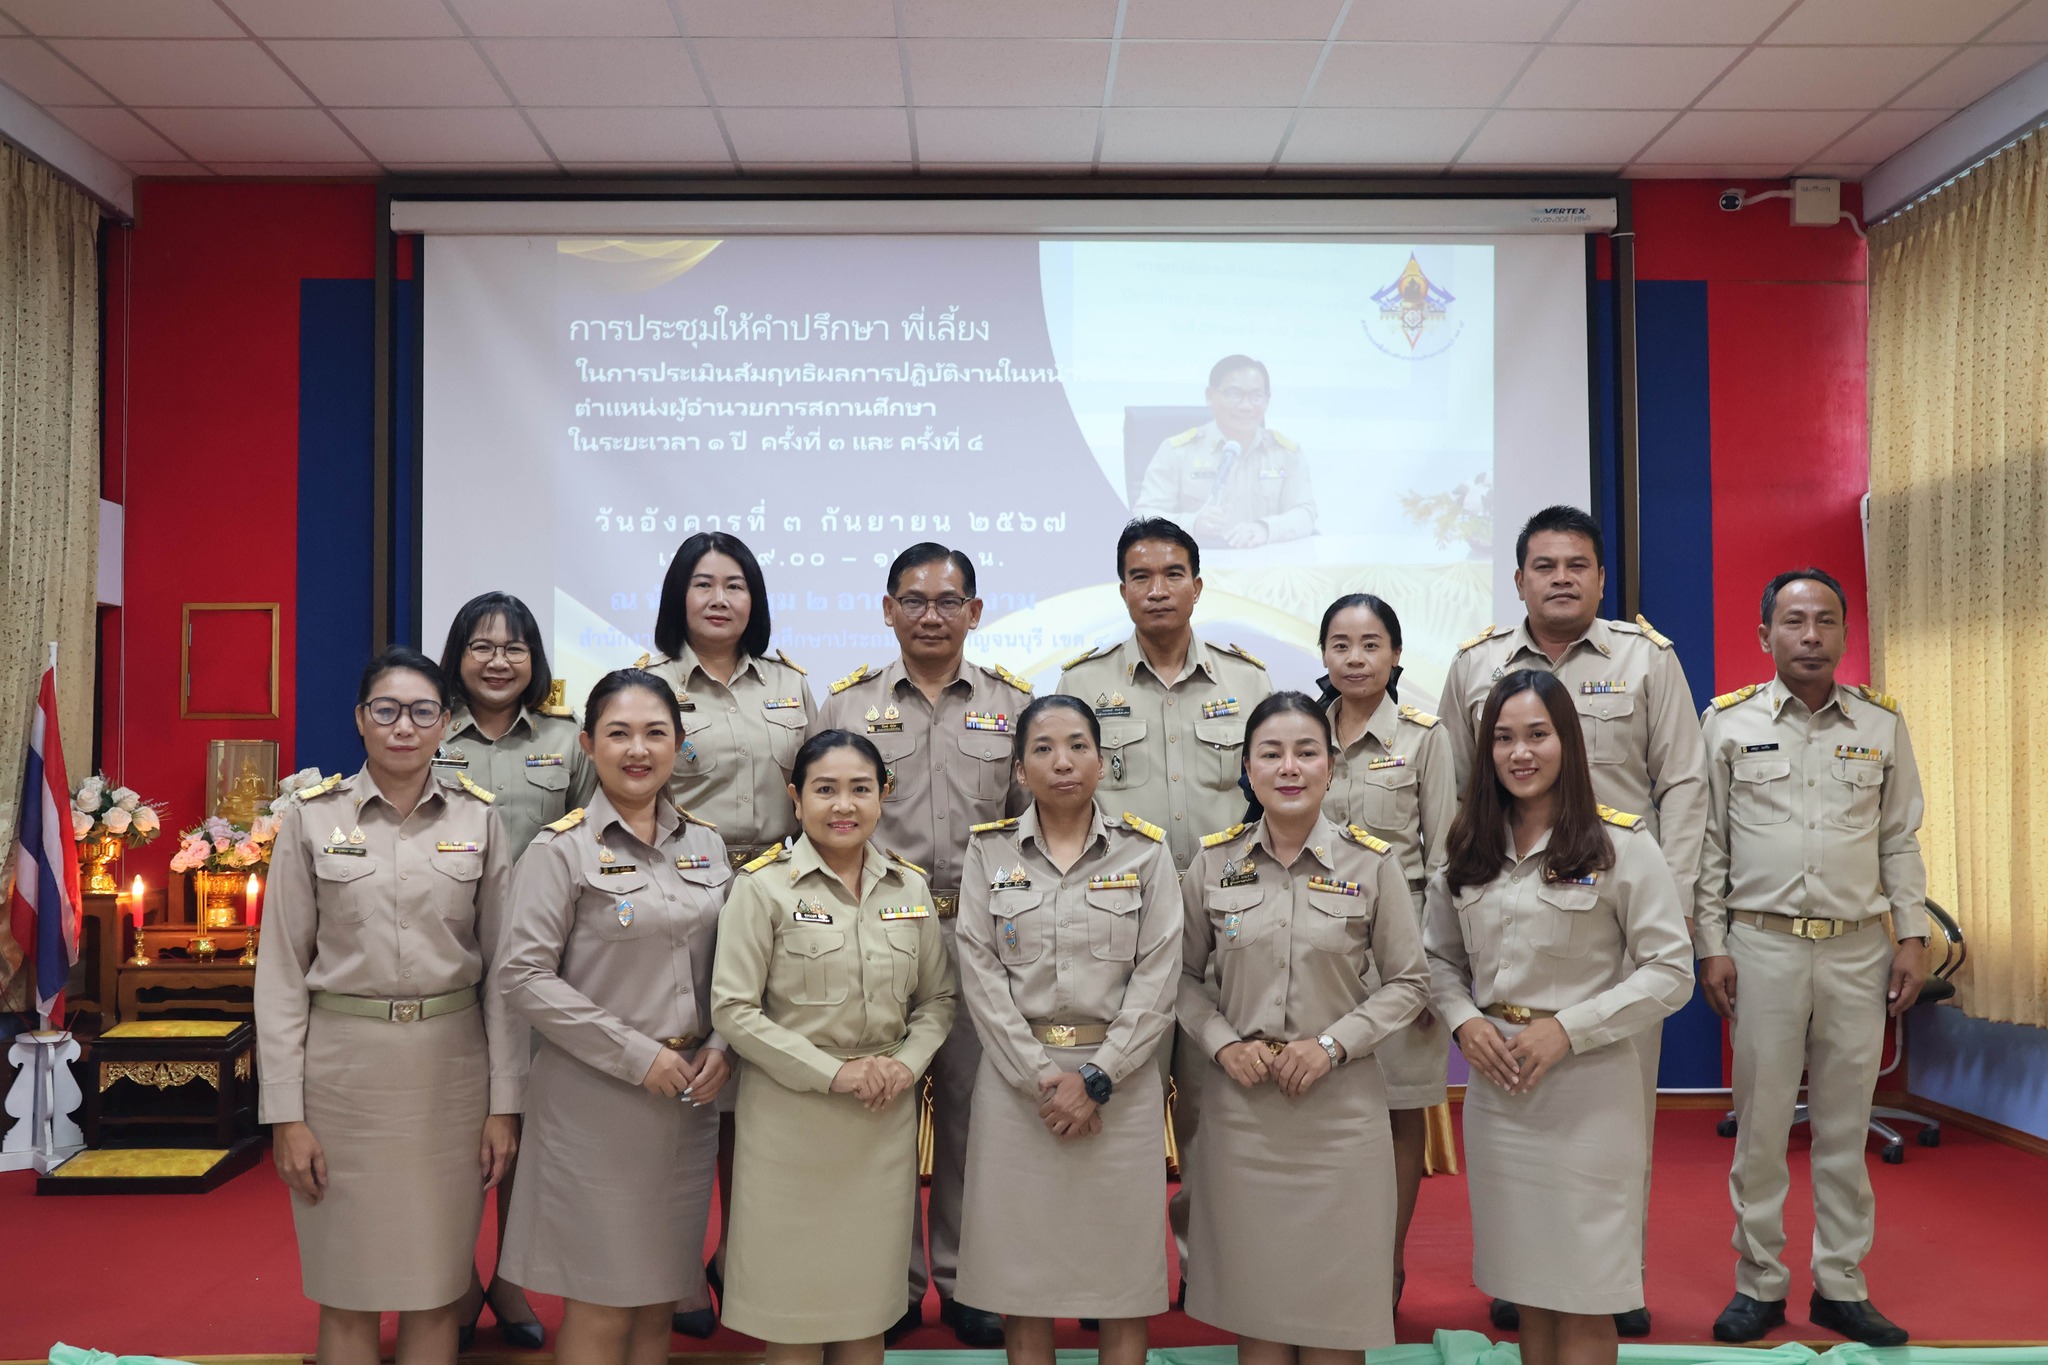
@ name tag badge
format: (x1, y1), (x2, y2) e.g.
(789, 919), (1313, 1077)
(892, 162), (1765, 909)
(598, 865), (639, 876)
(676, 854), (712, 870)
(431, 749), (469, 768)
(1220, 858), (1259, 889)
(1094, 691), (1131, 718)
(964, 711), (1009, 732)
(435, 841), (480, 853)
(1835, 745), (1883, 761)
(1550, 872), (1600, 887)
(1307, 876), (1360, 896)
(879, 905), (930, 921)
(1201, 697), (1239, 719)
(525, 754), (564, 767)
(322, 845), (367, 857)
(1367, 755), (1407, 771)
(866, 704), (903, 734)
(763, 697), (802, 710)
(792, 900), (833, 925)
(1580, 680), (1627, 695)
(993, 867), (1032, 891)
(1740, 743), (1780, 753)
(1088, 872), (1142, 891)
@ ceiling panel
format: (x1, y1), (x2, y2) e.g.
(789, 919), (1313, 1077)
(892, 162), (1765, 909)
(1122, 0), (1346, 42)
(905, 39), (1108, 106)
(525, 106), (729, 162)
(140, 106), (369, 161)
(220, 0), (462, 38)
(449, 0), (678, 38)
(1700, 45), (1952, 109)
(1892, 45), (2048, 108)
(1764, 0), (2020, 45)
(1099, 106), (1293, 161)
(1280, 107), (1484, 164)
(2, 0), (240, 38)
(482, 38), (706, 107)
(1641, 109), (1865, 162)
(900, 0), (1120, 39)
(1551, 0), (1796, 45)
(47, 105), (184, 159)
(1462, 108), (1670, 163)
(1110, 40), (1323, 107)
(1812, 108), (1955, 162)
(1505, 45), (1742, 109)
(0, 36), (112, 104)
(122, 159), (213, 175)
(1626, 162), (1799, 178)
(722, 106), (912, 161)
(676, 0), (897, 38)
(693, 38), (903, 106)
(336, 106), (548, 161)
(1311, 43), (1534, 108)
(268, 39), (511, 106)
(1341, 0), (1574, 43)
(914, 106), (1100, 162)
(1985, 0), (2048, 42)
(52, 38), (311, 106)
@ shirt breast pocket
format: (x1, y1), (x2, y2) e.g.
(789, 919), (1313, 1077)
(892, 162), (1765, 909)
(678, 714), (722, 777)
(1193, 717), (1247, 791)
(1206, 885), (1267, 951)
(1085, 886), (1141, 962)
(1531, 881), (1599, 958)
(431, 849), (484, 922)
(873, 731), (919, 804)
(1729, 756), (1793, 825)
(1828, 759), (1883, 829)
(588, 869), (657, 941)
(764, 707), (807, 774)
(523, 762), (570, 794)
(313, 854), (380, 924)
(1098, 720), (1148, 791)
(957, 729), (1013, 803)
(1361, 763), (1419, 831)
(990, 889), (1046, 966)
(780, 927), (851, 1006)
(883, 923), (923, 1002)
(1305, 887), (1372, 957)
(1574, 694), (1636, 766)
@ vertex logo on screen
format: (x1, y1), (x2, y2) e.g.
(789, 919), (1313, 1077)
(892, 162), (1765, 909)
(1532, 206), (1590, 219)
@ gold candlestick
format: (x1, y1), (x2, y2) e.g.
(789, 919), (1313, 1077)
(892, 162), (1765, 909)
(239, 925), (260, 965)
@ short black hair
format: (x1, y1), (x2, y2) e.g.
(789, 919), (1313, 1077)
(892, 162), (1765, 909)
(358, 646), (447, 708)
(654, 532), (772, 661)
(1243, 690), (1336, 755)
(886, 541), (976, 599)
(1760, 567), (1849, 626)
(792, 728), (887, 790)
(1012, 693), (1101, 765)
(1515, 504), (1605, 571)
(1207, 354), (1270, 391)
(1317, 592), (1403, 651)
(439, 591), (551, 714)
(1116, 516), (1200, 580)
(582, 668), (684, 737)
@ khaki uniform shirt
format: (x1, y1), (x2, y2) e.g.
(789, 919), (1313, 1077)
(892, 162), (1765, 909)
(1321, 692), (1457, 891)
(955, 805), (1183, 1091)
(1178, 816), (1429, 1064)
(255, 769), (526, 1123)
(434, 705), (596, 858)
(1421, 815), (1695, 1055)
(643, 645), (816, 856)
(1441, 616), (1709, 892)
(1694, 679), (1929, 956)
(710, 837), (958, 1095)
(498, 791), (732, 1089)
(1059, 634), (1275, 870)
(817, 656), (1031, 896)
(1133, 420), (1317, 544)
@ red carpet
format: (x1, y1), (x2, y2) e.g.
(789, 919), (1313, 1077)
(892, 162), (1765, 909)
(4, 1109), (2042, 1357)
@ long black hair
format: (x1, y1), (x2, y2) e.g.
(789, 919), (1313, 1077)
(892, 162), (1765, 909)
(1443, 669), (1614, 894)
(582, 668), (684, 736)
(439, 591), (552, 714)
(654, 532), (773, 661)
(1314, 591), (1404, 707)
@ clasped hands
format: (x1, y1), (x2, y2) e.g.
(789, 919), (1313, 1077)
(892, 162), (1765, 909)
(1455, 1016), (1570, 1094)
(642, 1045), (732, 1106)
(829, 1054), (916, 1111)
(1036, 1071), (1101, 1141)
(1216, 1037), (1341, 1097)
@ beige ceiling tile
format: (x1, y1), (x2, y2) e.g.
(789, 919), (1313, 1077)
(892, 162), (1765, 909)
(336, 106), (548, 160)
(51, 38), (312, 105)
(448, 0), (677, 36)
(1625, 163), (1798, 177)
(1811, 108), (1952, 162)
(1098, 105), (1293, 161)
(1553, 0), (1796, 43)
(1892, 45), (2048, 108)
(677, 0), (897, 37)
(1312, 43), (1532, 107)
(48, 105), (185, 159)
(4, 0), (240, 37)
(913, 106), (1099, 161)
(693, 38), (903, 105)
(269, 38), (512, 105)
(1639, 109), (1864, 161)
(140, 106), (369, 161)
(220, 0), (463, 38)
(722, 106), (912, 160)
(1280, 107), (1484, 163)
(905, 39), (1109, 106)
(901, 0), (1119, 38)
(483, 38), (705, 106)
(1985, 0), (2048, 42)
(526, 106), (728, 161)
(1766, 0), (2018, 44)
(1506, 45), (1742, 108)
(1700, 45), (1951, 108)
(0, 36), (112, 103)
(1123, 0), (1346, 41)
(1112, 40), (1323, 106)
(1461, 108), (1669, 162)
(1342, 0), (1572, 42)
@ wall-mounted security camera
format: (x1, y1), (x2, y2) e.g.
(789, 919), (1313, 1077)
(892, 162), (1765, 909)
(1719, 189), (1745, 211)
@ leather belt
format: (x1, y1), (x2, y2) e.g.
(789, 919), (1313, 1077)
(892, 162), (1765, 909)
(1030, 1022), (1109, 1047)
(311, 986), (477, 1023)
(1483, 1003), (1558, 1024)
(934, 893), (959, 919)
(661, 1034), (703, 1051)
(1733, 910), (1882, 941)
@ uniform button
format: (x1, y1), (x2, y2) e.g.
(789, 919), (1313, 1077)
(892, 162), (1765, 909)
(938, 812), (947, 820)
(1808, 779), (1817, 787)
(740, 747), (749, 755)
(1278, 919), (1289, 927)
(1171, 774), (1180, 782)
(400, 919), (410, 928)
(729, 705), (739, 713)
(400, 872), (410, 881)
(402, 968), (413, 979)
(399, 832), (410, 841)
(1167, 699), (1177, 707)
(1174, 813), (1183, 821)
(1169, 734), (1179, 744)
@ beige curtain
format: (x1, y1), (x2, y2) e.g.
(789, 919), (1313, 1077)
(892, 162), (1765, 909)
(0, 142), (101, 1004)
(1869, 130), (2048, 1029)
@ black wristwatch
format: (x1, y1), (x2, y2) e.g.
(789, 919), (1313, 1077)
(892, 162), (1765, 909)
(1078, 1063), (1112, 1105)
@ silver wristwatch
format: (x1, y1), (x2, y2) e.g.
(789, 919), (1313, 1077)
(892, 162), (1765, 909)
(1316, 1034), (1343, 1065)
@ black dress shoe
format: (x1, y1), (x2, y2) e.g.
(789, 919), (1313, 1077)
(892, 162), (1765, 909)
(1713, 1293), (1787, 1342)
(1078, 1319), (1100, 1331)
(705, 1257), (724, 1299)
(940, 1299), (1006, 1348)
(884, 1304), (922, 1347)
(1614, 1306), (1652, 1337)
(671, 1310), (717, 1340)
(1489, 1299), (1520, 1332)
(1810, 1293), (1909, 1347)
(484, 1282), (545, 1350)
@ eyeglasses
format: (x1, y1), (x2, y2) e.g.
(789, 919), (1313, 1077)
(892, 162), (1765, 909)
(465, 641), (531, 663)
(895, 595), (970, 620)
(1214, 386), (1269, 405)
(361, 697), (447, 727)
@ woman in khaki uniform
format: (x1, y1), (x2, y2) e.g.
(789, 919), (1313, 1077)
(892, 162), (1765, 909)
(1315, 593), (1456, 1305)
(497, 669), (733, 1362)
(1179, 692), (1429, 1361)
(711, 730), (957, 1365)
(953, 695), (1182, 1364)
(256, 648), (525, 1365)
(1422, 670), (1692, 1365)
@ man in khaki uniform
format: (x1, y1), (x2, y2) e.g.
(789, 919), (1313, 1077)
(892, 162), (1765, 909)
(1696, 569), (1928, 1348)
(1438, 504), (1708, 1336)
(817, 542), (1029, 1348)
(1132, 354), (1316, 548)
(1058, 516), (1273, 1292)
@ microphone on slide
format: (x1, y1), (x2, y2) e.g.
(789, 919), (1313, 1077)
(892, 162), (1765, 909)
(1212, 438), (1242, 488)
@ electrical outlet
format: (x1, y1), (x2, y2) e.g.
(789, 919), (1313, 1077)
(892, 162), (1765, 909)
(1792, 178), (1841, 226)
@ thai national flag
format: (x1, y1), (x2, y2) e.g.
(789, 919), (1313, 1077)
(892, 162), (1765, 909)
(9, 662), (80, 1026)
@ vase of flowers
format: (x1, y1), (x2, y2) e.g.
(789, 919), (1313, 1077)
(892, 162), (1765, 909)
(170, 768), (327, 928)
(71, 775), (166, 893)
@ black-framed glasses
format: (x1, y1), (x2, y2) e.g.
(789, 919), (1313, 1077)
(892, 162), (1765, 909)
(361, 697), (447, 727)
(1214, 386), (1269, 405)
(465, 641), (531, 663)
(895, 595), (970, 620)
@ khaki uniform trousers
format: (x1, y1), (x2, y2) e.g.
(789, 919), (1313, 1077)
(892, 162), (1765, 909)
(1727, 917), (1891, 1302)
(910, 915), (981, 1306)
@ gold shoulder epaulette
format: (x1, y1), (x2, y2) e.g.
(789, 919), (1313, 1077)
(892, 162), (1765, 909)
(1223, 642), (1267, 670)
(1268, 429), (1299, 453)
(1398, 703), (1440, 728)
(776, 649), (807, 676)
(539, 678), (574, 718)
(634, 652), (652, 669)
(1458, 625), (1500, 652)
(1712, 684), (1763, 710)
(971, 817), (1020, 834)
(1123, 811), (1166, 842)
(1168, 425), (1202, 447)
(302, 771), (346, 800)
(887, 849), (927, 876)
(1061, 644), (1107, 671)
(1856, 684), (1900, 714)
(1346, 823), (1392, 854)
(679, 807), (717, 829)
(1634, 614), (1673, 649)
(457, 773), (496, 804)
(740, 845), (788, 874)
(1201, 822), (1248, 849)
(1596, 803), (1643, 829)
(990, 663), (1033, 695)
(829, 663), (872, 695)
(544, 807), (586, 833)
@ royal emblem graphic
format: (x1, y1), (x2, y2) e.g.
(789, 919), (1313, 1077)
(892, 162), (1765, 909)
(1366, 253), (1461, 360)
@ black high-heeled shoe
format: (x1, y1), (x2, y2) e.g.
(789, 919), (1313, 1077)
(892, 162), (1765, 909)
(458, 1288), (485, 1352)
(487, 1280), (546, 1350)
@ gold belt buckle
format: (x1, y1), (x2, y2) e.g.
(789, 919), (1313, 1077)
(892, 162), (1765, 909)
(1043, 1024), (1077, 1048)
(1792, 916), (1833, 940)
(391, 1000), (423, 1023)
(1260, 1039), (1286, 1057)
(935, 894), (959, 918)
(1498, 1003), (1533, 1025)
(663, 1035), (700, 1051)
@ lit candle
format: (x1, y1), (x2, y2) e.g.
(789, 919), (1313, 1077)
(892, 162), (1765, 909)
(246, 873), (262, 928)
(130, 875), (146, 926)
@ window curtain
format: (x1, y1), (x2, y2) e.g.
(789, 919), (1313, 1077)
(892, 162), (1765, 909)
(1868, 130), (2048, 1029)
(0, 142), (100, 1007)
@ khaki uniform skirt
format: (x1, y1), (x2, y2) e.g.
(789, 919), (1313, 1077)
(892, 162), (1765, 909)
(1463, 1023), (1645, 1314)
(1186, 1052), (1397, 1350)
(294, 1006), (488, 1311)
(721, 1056), (918, 1343)
(498, 1041), (718, 1307)
(1372, 892), (1450, 1109)
(955, 1043), (1168, 1319)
